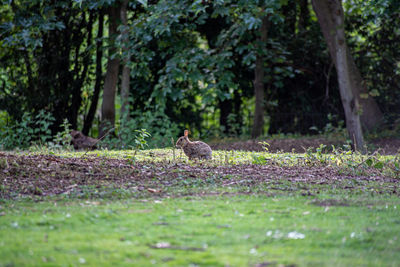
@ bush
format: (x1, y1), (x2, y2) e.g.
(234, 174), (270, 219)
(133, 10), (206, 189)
(0, 111), (55, 150)
(101, 110), (180, 149)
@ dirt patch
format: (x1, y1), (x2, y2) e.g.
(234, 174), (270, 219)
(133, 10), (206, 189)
(210, 137), (400, 154)
(1, 152), (398, 199)
(369, 138), (400, 154)
(210, 137), (341, 153)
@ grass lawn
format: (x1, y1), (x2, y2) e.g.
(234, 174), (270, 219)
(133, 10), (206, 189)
(0, 148), (399, 266)
(1, 195), (400, 266)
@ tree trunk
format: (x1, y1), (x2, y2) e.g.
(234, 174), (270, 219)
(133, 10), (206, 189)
(312, 0), (365, 151)
(120, 0), (130, 122)
(348, 51), (383, 131)
(99, 5), (120, 138)
(83, 10), (104, 136)
(251, 16), (269, 139)
(312, 0), (383, 132)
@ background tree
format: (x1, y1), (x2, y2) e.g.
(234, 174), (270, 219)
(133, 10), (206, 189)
(1, 0), (398, 150)
(82, 9), (104, 135)
(251, 15), (269, 139)
(312, 0), (383, 134)
(345, 0), (400, 129)
(0, 1), (95, 131)
(99, 4), (121, 137)
(120, 0), (130, 121)
(312, 0), (366, 150)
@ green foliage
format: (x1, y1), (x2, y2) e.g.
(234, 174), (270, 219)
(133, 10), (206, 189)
(310, 114), (346, 136)
(128, 110), (180, 148)
(51, 119), (74, 151)
(119, 0), (295, 136)
(0, 0), (399, 145)
(226, 113), (242, 137)
(102, 110), (179, 149)
(0, 110), (76, 151)
(0, 111), (55, 150)
(1, 113), (33, 149)
(133, 128), (151, 150)
(33, 110), (55, 143)
(0, 1), (66, 50)
(344, 0), (400, 126)
(0, 0), (111, 134)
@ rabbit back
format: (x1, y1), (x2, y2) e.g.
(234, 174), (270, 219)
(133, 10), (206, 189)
(183, 141), (212, 160)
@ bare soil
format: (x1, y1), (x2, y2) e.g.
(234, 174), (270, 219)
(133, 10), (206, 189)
(210, 137), (400, 154)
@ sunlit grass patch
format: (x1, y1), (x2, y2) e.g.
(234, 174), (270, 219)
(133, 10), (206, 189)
(1, 195), (399, 266)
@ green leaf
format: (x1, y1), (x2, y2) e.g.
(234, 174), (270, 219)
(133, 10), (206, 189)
(369, 89), (380, 97)
(365, 158), (373, 167)
(374, 161), (384, 169)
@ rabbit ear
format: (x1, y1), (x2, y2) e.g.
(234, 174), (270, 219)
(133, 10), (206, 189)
(184, 130), (188, 137)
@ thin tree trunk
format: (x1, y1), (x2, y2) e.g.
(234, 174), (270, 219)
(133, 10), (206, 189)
(312, 0), (365, 151)
(83, 10), (104, 135)
(70, 11), (94, 130)
(120, 0), (130, 122)
(251, 16), (269, 139)
(99, 5), (120, 137)
(312, 0), (383, 132)
(335, 26), (364, 151)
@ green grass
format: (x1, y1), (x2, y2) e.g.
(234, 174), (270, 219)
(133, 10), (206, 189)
(1, 148), (400, 266)
(1, 195), (400, 266)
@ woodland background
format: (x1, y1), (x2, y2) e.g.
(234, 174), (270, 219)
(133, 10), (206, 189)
(0, 0), (399, 150)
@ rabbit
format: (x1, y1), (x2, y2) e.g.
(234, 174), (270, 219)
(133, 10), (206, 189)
(70, 130), (98, 150)
(176, 130), (212, 160)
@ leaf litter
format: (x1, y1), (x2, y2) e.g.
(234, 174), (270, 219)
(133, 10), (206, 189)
(0, 151), (399, 199)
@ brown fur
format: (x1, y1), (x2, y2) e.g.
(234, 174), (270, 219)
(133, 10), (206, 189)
(70, 130), (98, 150)
(176, 131), (212, 160)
